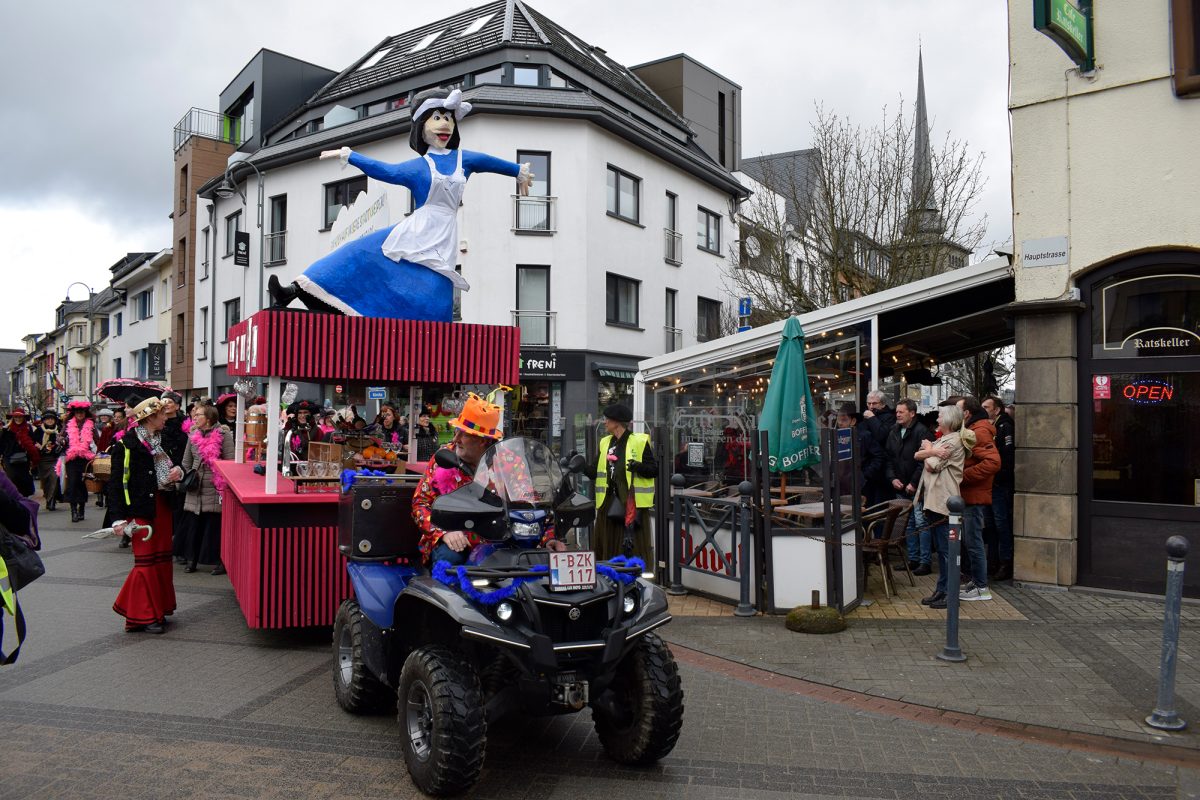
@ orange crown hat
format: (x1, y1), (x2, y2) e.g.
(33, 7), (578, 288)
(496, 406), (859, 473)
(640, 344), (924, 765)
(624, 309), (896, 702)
(448, 393), (503, 440)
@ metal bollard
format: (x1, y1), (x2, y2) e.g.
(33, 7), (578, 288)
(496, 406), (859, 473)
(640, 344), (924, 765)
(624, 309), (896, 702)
(937, 495), (967, 663)
(1146, 535), (1189, 731)
(667, 473), (687, 595)
(734, 481), (756, 617)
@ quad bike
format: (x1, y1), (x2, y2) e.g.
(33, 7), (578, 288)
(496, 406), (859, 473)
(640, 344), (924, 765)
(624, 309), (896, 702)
(332, 437), (683, 796)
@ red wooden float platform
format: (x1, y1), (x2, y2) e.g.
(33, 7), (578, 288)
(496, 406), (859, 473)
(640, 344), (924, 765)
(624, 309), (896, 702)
(215, 309), (519, 629)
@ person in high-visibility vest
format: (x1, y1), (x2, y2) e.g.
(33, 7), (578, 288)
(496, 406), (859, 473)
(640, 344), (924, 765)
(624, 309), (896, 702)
(585, 404), (657, 561)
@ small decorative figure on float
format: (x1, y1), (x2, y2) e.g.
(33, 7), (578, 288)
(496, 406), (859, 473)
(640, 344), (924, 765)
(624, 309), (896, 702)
(268, 88), (533, 322)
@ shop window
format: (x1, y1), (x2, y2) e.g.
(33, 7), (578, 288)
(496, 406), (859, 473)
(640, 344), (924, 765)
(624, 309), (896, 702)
(1089, 272), (1200, 359)
(1091, 371), (1200, 505)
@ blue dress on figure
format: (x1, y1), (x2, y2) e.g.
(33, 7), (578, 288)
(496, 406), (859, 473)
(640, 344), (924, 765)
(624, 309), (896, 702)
(293, 149), (522, 322)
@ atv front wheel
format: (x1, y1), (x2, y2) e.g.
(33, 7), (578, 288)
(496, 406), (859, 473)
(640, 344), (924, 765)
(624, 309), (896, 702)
(398, 645), (487, 796)
(592, 633), (684, 764)
(332, 599), (393, 714)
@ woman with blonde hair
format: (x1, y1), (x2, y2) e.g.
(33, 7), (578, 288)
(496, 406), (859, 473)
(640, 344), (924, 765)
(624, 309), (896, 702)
(913, 403), (974, 610)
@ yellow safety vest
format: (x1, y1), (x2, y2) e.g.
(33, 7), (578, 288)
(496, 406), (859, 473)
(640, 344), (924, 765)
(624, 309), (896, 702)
(0, 553), (27, 665)
(0, 555), (13, 617)
(595, 433), (655, 510)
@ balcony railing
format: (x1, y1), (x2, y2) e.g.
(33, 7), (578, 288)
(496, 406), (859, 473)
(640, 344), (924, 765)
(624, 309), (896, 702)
(266, 231), (287, 264)
(511, 310), (557, 347)
(173, 107), (245, 152)
(664, 228), (683, 265)
(664, 326), (683, 353)
(512, 195), (556, 233)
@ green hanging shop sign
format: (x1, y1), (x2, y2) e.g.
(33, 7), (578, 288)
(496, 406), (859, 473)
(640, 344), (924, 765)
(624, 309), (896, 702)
(1034, 0), (1094, 71)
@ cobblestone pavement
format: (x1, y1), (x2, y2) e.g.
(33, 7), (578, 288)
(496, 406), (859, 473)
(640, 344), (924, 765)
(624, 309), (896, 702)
(1, 506), (1197, 798)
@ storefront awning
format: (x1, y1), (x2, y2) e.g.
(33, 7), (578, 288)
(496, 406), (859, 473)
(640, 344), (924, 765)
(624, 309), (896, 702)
(593, 362), (637, 381)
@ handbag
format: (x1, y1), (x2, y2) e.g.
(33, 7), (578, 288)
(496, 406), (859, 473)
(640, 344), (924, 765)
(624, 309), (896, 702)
(0, 530), (45, 592)
(179, 467), (200, 493)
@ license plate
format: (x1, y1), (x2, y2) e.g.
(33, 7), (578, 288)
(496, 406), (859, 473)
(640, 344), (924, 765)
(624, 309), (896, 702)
(549, 551), (595, 591)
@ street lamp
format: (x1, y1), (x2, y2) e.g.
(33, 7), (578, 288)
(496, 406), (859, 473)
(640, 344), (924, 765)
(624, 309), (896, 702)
(63, 282), (95, 402)
(215, 159), (266, 314)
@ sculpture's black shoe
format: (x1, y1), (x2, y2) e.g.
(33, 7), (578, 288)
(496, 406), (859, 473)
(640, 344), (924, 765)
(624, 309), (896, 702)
(268, 274), (298, 309)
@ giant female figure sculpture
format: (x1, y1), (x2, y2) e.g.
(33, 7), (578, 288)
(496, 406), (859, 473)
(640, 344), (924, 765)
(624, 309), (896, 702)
(268, 88), (532, 322)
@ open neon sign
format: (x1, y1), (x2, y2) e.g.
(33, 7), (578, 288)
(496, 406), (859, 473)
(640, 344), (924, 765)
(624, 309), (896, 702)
(1122, 379), (1174, 404)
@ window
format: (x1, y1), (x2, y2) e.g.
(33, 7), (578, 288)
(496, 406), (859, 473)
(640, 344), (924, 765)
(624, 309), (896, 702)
(697, 297), (721, 342)
(718, 91), (727, 167)
(114, 312), (122, 337)
(135, 348), (148, 379)
(133, 289), (154, 321)
(70, 368), (83, 393)
(71, 324), (85, 346)
(177, 236), (187, 286)
(665, 288), (681, 352)
(161, 278), (168, 311)
(224, 211), (242, 256)
(1172, 0), (1200, 96)
(324, 176), (368, 229)
(513, 66), (540, 86)
(356, 47), (391, 72)
(268, 195), (287, 264)
(409, 30), (444, 53)
(473, 66), (504, 85)
(360, 95), (408, 118)
(223, 299), (241, 341)
(179, 164), (188, 213)
(460, 13), (494, 36)
(225, 89), (254, 144)
(517, 265), (551, 346)
(175, 313), (186, 363)
(515, 151), (551, 231)
(199, 306), (209, 360)
(113, 357), (122, 379)
(201, 227), (210, 277)
(606, 273), (640, 327)
(606, 166), (640, 223)
(664, 192), (682, 265)
(697, 207), (721, 253)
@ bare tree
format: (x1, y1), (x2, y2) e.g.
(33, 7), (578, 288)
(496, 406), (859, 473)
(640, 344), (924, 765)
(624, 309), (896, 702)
(937, 347), (1014, 399)
(727, 101), (988, 324)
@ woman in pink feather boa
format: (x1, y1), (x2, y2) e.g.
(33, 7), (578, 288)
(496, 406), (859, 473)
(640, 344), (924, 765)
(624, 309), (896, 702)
(180, 404), (234, 574)
(62, 399), (97, 523)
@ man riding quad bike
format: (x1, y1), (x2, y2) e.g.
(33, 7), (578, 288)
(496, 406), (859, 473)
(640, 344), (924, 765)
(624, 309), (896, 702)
(331, 393), (683, 796)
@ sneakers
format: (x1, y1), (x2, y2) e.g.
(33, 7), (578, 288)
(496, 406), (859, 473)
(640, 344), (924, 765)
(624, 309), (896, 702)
(959, 581), (992, 602)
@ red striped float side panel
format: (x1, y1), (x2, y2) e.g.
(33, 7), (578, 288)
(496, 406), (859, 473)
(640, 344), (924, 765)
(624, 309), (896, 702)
(222, 495), (264, 628)
(259, 524), (351, 628)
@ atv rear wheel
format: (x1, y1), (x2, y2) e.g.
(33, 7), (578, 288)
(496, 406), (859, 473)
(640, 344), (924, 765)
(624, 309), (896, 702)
(592, 633), (684, 764)
(332, 599), (393, 714)
(398, 645), (487, 796)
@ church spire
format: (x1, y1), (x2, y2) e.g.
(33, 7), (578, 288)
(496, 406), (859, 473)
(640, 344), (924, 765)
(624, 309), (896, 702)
(909, 47), (944, 235)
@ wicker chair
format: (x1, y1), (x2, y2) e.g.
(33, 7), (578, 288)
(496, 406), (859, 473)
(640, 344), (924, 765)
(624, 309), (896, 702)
(858, 500), (914, 599)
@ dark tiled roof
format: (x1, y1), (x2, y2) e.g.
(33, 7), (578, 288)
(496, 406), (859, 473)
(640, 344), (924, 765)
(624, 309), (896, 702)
(308, 0), (688, 133)
(740, 148), (822, 229)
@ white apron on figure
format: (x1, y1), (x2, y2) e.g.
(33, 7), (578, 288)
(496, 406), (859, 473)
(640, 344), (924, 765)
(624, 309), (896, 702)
(381, 151), (471, 290)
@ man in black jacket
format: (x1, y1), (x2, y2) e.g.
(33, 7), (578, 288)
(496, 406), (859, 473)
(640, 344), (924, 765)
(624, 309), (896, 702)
(861, 390), (896, 451)
(983, 396), (1015, 581)
(884, 399), (932, 574)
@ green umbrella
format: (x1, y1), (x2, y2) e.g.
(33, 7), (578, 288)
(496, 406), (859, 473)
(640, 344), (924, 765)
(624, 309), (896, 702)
(758, 317), (821, 472)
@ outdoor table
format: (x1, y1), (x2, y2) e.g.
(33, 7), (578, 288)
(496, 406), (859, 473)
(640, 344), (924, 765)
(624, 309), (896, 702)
(782, 486), (822, 504)
(774, 501), (855, 526)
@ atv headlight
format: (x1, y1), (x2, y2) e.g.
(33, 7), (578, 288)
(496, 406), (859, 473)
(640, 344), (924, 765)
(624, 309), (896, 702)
(496, 601), (514, 622)
(622, 594), (637, 616)
(511, 522), (541, 543)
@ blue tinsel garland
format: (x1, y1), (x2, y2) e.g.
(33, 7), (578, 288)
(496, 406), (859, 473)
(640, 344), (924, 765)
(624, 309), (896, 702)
(432, 560), (549, 605)
(598, 555), (645, 585)
(340, 467), (392, 493)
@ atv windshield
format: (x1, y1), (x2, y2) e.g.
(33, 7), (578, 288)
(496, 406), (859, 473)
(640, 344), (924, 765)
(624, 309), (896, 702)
(472, 438), (562, 509)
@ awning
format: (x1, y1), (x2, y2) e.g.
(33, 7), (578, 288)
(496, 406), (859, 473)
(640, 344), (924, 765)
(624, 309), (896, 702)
(592, 362), (637, 381)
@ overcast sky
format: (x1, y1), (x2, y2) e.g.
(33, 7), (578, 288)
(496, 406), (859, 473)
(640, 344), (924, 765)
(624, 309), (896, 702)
(0, 0), (1011, 348)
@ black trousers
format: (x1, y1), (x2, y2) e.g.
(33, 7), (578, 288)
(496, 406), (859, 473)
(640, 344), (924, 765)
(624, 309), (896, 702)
(64, 459), (88, 508)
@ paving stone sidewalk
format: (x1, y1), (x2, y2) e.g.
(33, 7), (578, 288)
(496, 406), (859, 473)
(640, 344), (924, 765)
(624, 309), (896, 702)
(662, 579), (1200, 751)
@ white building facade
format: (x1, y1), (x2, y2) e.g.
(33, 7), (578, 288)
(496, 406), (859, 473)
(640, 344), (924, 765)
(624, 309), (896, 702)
(191, 0), (746, 448)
